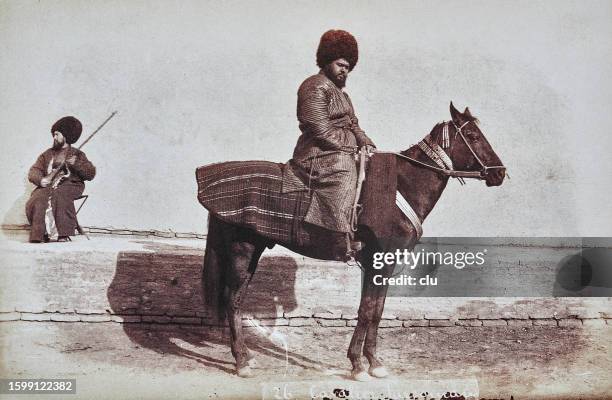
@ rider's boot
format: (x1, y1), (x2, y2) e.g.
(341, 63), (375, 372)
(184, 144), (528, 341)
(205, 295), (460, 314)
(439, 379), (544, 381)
(339, 232), (364, 262)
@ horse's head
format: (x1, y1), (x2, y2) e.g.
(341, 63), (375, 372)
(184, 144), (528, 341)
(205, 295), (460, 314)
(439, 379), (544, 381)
(440, 102), (506, 186)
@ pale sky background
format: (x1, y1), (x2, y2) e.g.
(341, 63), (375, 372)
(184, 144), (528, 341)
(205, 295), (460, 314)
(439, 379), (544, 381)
(1, 0), (611, 236)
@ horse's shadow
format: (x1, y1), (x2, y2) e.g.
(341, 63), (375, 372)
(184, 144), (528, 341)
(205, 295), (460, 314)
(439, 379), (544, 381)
(107, 241), (330, 374)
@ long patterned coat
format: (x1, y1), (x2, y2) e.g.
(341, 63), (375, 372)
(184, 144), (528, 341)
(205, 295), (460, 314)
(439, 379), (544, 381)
(26, 146), (96, 242)
(289, 71), (375, 232)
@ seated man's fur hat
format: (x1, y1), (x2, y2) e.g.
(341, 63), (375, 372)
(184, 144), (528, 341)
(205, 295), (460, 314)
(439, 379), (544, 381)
(51, 116), (82, 145)
(316, 30), (358, 71)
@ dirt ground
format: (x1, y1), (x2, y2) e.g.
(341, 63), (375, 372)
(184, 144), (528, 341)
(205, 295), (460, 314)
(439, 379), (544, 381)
(1, 321), (611, 400)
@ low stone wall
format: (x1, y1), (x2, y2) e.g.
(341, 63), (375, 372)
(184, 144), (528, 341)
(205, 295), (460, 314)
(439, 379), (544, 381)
(5, 224), (612, 247)
(1, 224), (207, 239)
(0, 231), (610, 329)
(1, 310), (609, 328)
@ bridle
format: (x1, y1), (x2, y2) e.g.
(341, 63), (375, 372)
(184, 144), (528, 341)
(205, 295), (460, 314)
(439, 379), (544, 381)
(349, 119), (507, 260)
(451, 120), (507, 182)
(377, 120), (506, 184)
(350, 119), (506, 245)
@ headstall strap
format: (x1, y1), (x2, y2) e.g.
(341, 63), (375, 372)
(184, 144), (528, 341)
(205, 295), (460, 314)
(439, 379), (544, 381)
(442, 122), (450, 149)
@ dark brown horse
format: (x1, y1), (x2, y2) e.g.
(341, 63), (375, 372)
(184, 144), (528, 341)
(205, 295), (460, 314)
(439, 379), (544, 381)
(200, 103), (506, 380)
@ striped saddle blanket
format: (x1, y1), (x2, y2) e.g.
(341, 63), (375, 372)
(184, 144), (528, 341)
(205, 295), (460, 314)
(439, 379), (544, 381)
(195, 161), (312, 244)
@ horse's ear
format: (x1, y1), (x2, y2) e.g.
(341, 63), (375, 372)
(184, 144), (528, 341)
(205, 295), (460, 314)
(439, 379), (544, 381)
(450, 101), (461, 122)
(464, 107), (473, 118)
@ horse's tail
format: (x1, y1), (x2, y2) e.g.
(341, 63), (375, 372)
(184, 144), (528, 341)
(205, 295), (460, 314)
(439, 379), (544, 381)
(202, 215), (227, 321)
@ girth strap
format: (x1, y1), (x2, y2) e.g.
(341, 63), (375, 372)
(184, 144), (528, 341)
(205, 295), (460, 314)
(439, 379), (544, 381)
(395, 191), (423, 240)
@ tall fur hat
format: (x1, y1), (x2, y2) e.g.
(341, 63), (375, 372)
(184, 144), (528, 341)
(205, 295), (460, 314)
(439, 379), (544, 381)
(316, 29), (358, 71)
(51, 116), (82, 145)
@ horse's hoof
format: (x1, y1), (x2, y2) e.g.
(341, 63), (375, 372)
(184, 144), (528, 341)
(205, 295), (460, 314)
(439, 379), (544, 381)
(247, 357), (258, 368)
(236, 366), (253, 378)
(352, 370), (372, 382)
(369, 366), (389, 378)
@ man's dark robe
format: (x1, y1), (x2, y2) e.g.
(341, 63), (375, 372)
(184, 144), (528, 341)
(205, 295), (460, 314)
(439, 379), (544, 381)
(287, 71), (375, 232)
(25, 147), (96, 242)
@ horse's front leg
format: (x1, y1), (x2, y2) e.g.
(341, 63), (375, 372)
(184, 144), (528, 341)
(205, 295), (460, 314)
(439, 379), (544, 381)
(347, 264), (380, 381)
(363, 264), (393, 378)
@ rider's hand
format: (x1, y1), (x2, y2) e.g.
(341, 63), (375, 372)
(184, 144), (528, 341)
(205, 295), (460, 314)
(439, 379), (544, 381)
(40, 177), (51, 187)
(365, 145), (376, 155)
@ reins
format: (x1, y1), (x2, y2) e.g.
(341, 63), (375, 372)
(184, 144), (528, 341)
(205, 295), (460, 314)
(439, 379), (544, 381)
(375, 120), (506, 183)
(375, 150), (485, 179)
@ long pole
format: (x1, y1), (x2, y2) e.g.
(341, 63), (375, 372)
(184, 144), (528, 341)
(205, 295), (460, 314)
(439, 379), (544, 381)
(77, 111), (118, 150)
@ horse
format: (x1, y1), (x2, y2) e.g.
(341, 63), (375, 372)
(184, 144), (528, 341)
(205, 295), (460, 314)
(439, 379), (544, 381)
(199, 102), (506, 380)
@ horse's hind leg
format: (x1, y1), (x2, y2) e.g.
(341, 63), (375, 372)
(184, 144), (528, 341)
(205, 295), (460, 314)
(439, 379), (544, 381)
(226, 239), (265, 377)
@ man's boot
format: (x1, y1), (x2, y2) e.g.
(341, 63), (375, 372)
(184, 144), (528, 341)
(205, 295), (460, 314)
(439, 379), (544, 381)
(328, 231), (363, 262)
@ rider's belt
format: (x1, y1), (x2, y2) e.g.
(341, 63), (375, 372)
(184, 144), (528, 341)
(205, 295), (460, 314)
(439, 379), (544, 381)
(330, 115), (353, 129)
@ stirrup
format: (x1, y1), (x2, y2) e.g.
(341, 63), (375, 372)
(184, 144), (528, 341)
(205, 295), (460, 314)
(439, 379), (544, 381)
(345, 251), (363, 269)
(345, 233), (363, 254)
(342, 249), (356, 263)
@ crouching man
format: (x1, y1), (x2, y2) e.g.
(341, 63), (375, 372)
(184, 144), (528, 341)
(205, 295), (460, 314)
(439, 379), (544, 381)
(26, 116), (96, 242)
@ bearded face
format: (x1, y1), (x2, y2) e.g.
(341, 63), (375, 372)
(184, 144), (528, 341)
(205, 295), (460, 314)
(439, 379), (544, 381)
(52, 131), (66, 149)
(324, 58), (350, 88)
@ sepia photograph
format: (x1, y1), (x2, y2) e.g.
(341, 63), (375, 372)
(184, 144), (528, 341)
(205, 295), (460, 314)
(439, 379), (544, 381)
(1, 1), (611, 399)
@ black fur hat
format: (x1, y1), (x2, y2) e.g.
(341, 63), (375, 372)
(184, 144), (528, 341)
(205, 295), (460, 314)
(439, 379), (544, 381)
(51, 116), (82, 145)
(316, 30), (358, 71)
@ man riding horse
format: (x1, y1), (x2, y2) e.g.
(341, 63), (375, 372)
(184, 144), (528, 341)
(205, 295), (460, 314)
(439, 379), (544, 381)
(288, 29), (376, 260)
(196, 30), (506, 380)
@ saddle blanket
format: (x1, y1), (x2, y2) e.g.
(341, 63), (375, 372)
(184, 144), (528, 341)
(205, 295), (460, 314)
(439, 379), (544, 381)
(196, 153), (399, 246)
(196, 161), (312, 244)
